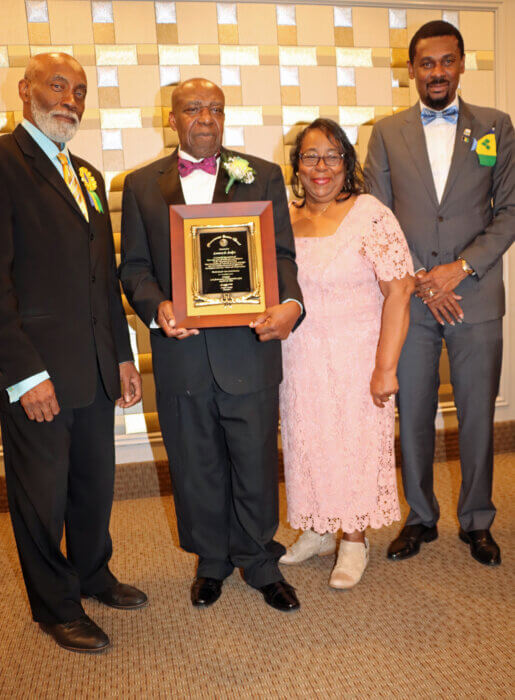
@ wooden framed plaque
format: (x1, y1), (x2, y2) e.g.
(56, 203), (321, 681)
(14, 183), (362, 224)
(169, 201), (279, 328)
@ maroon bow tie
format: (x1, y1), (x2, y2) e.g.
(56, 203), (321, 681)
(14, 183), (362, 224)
(178, 155), (217, 177)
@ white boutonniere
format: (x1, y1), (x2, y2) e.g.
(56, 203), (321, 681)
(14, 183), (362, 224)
(222, 154), (256, 194)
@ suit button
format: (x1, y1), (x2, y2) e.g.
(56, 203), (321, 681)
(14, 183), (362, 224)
(432, 251), (438, 257)
(91, 275), (96, 283)
(90, 234), (94, 241)
(92, 316), (97, 325)
(438, 216), (444, 222)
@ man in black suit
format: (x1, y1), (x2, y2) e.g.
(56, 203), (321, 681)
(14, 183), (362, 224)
(0, 53), (147, 653)
(120, 78), (304, 611)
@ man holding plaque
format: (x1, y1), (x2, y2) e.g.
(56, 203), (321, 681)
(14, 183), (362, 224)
(120, 79), (304, 611)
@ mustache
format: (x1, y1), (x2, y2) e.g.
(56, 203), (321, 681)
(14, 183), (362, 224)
(428, 78), (449, 86)
(50, 110), (79, 124)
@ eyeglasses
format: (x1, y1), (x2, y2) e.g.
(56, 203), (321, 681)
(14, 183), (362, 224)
(299, 153), (344, 167)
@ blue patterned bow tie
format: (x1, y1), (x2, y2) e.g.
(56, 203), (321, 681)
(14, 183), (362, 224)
(421, 105), (459, 126)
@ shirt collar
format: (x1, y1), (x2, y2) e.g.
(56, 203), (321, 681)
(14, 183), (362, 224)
(21, 119), (71, 162)
(419, 94), (459, 115)
(178, 147), (220, 164)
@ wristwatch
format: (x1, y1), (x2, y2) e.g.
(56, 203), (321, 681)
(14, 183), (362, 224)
(458, 257), (475, 276)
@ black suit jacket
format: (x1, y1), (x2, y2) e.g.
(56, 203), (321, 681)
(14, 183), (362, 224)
(120, 147), (303, 396)
(0, 125), (132, 410)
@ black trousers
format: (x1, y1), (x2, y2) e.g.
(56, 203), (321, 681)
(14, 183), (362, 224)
(157, 380), (285, 588)
(397, 317), (502, 531)
(1, 373), (116, 624)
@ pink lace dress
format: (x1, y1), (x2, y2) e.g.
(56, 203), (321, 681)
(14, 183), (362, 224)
(280, 194), (414, 534)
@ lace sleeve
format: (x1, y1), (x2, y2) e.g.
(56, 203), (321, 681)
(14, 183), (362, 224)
(360, 199), (415, 281)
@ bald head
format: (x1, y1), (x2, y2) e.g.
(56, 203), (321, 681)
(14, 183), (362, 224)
(19, 52), (87, 145)
(169, 78), (225, 159)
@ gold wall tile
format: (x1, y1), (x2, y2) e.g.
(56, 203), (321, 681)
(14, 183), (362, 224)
(30, 44), (73, 56)
(338, 106), (374, 126)
(96, 44), (138, 65)
(159, 45), (199, 65)
(220, 45), (259, 66)
(390, 28), (408, 49)
(100, 108), (142, 129)
(261, 106), (282, 125)
(282, 105), (319, 126)
(113, 1), (157, 44)
(460, 70), (495, 108)
(0, 0), (29, 44)
(296, 5), (334, 47)
(218, 25), (238, 45)
(0, 48), (9, 68)
(277, 26), (297, 46)
(476, 51), (494, 71)
(299, 66), (337, 106)
(118, 65), (160, 107)
(163, 126), (179, 148)
(225, 106), (263, 126)
(237, 3), (277, 45)
(392, 67), (410, 87)
(319, 107), (339, 122)
(259, 46), (279, 65)
(392, 87), (410, 107)
(465, 53), (478, 71)
(82, 65), (98, 107)
(122, 127), (164, 169)
(338, 87), (357, 105)
(0, 111), (15, 132)
(179, 65), (221, 86)
(176, 2), (218, 45)
(352, 7), (389, 48)
(68, 128), (103, 171)
(137, 45), (158, 65)
(375, 106), (393, 119)
(334, 28), (353, 47)
(156, 24), (178, 45)
(93, 23), (115, 44)
(280, 86), (300, 106)
(372, 48), (391, 68)
(98, 87), (120, 108)
(317, 47), (336, 67)
(29, 23), (51, 45)
(279, 47), (317, 67)
(460, 11), (494, 51)
(222, 86), (241, 106)
(241, 65), (280, 106)
(48, 1), (94, 44)
(355, 67), (392, 106)
(103, 149), (125, 171)
(406, 10), (440, 48)
(391, 48), (408, 69)
(8, 46), (31, 67)
(161, 106), (170, 127)
(79, 108), (101, 129)
(199, 45), (220, 65)
(356, 124), (373, 165)
(336, 48), (373, 68)
(141, 107), (163, 128)
(0, 67), (25, 110)
(244, 125), (284, 163)
(74, 45), (96, 66)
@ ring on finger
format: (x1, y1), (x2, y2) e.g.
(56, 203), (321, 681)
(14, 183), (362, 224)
(427, 289), (435, 298)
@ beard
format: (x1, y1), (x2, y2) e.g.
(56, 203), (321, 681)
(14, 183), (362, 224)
(31, 98), (80, 143)
(424, 80), (452, 111)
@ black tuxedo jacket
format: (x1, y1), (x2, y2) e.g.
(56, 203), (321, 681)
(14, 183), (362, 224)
(120, 147), (304, 396)
(0, 125), (132, 410)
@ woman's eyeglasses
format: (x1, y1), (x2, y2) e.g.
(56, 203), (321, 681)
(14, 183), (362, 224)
(299, 153), (344, 167)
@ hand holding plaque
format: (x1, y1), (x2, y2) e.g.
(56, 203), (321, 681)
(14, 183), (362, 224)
(169, 201), (279, 328)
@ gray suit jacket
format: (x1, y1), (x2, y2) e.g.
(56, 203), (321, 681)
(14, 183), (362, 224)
(364, 99), (515, 323)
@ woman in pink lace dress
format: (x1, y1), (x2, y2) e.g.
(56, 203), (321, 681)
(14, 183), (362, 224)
(279, 119), (414, 588)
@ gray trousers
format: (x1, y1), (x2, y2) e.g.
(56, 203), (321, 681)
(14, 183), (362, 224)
(397, 316), (502, 531)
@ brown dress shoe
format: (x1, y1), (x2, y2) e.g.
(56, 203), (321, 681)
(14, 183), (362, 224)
(88, 582), (148, 609)
(387, 524), (438, 560)
(39, 615), (110, 653)
(459, 528), (501, 566)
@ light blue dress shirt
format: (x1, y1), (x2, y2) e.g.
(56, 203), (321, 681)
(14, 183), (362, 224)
(6, 120), (79, 404)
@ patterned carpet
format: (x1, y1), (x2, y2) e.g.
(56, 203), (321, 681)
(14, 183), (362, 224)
(0, 454), (513, 699)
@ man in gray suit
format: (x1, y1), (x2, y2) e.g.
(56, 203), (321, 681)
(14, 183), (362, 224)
(364, 21), (514, 566)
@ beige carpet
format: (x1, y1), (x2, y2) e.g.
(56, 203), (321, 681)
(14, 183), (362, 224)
(0, 455), (513, 699)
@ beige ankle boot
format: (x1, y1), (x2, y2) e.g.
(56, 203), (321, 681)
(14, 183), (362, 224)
(280, 530), (337, 564)
(329, 537), (369, 589)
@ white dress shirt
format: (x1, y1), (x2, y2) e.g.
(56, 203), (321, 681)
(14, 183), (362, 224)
(178, 148), (219, 205)
(420, 95), (459, 203)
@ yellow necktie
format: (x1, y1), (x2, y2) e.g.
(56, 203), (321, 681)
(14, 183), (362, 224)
(57, 152), (89, 222)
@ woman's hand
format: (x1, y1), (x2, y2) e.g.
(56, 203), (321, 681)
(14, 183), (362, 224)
(370, 367), (398, 408)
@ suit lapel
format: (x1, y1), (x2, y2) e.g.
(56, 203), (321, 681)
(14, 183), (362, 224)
(13, 125), (89, 222)
(157, 149), (185, 205)
(213, 147), (234, 202)
(401, 103), (439, 208)
(439, 99), (476, 207)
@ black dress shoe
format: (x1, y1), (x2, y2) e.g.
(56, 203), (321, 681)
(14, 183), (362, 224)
(259, 581), (300, 612)
(88, 582), (148, 609)
(387, 524), (438, 560)
(39, 615), (110, 653)
(459, 528), (501, 566)
(191, 577), (223, 607)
